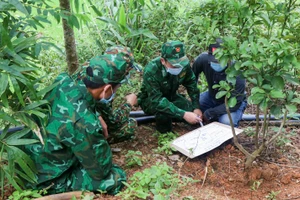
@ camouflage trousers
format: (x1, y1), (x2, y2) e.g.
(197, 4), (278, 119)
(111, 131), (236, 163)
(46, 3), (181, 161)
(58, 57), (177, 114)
(142, 94), (194, 133)
(107, 117), (137, 144)
(25, 118), (137, 195)
(33, 163), (126, 195)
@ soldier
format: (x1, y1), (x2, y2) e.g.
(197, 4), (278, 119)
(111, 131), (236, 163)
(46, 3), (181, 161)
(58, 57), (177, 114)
(192, 39), (247, 127)
(23, 48), (138, 195)
(138, 41), (202, 133)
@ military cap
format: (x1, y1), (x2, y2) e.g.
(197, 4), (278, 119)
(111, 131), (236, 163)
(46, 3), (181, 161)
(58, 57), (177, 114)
(161, 41), (189, 68)
(105, 46), (142, 72)
(81, 54), (128, 85)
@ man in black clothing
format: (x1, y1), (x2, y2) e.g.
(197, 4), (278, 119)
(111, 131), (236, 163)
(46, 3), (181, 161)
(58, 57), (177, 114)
(192, 40), (247, 127)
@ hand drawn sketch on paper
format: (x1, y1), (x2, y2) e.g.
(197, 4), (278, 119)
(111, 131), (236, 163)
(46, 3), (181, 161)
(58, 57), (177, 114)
(170, 122), (243, 158)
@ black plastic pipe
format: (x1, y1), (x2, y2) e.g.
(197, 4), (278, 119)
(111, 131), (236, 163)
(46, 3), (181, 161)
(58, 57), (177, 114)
(1, 112), (300, 134)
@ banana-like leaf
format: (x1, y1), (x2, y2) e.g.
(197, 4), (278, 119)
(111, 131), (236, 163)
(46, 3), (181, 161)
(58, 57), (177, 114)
(10, 76), (25, 106)
(0, 111), (19, 126)
(37, 81), (59, 97)
(0, 73), (8, 97)
(2, 166), (22, 191)
(4, 128), (30, 142)
(0, 62), (26, 80)
(23, 100), (49, 111)
(13, 36), (37, 53)
(6, 138), (38, 146)
(6, 146), (37, 181)
(3, 47), (26, 66)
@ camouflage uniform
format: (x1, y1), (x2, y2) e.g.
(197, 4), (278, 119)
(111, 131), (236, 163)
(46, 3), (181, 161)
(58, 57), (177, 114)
(138, 41), (200, 133)
(24, 52), (137, 195)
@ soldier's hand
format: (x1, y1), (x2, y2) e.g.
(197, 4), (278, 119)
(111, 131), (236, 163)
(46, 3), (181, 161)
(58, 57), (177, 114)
(98, 116), (108, 139)
(193, 109), (203, 119)
(183, 111), (202, 125)
(125, 93), (137, 107)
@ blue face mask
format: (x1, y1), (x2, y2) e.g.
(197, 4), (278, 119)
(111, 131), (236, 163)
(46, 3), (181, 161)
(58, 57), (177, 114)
(120, 73), (130, 84)
(166, 67), (183, 75)
(210, 62), (226, 72)
(98, 87), (115, 104)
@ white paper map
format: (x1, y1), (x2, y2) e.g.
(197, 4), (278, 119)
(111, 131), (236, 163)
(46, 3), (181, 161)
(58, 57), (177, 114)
(170, 122), (243, 158)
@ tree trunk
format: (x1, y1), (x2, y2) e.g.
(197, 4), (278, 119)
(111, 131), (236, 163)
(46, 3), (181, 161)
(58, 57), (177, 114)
(59, 0), (79, 74)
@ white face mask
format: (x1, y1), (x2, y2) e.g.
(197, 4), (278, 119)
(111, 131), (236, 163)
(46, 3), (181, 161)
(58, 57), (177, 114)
(166, 67), (183, 75)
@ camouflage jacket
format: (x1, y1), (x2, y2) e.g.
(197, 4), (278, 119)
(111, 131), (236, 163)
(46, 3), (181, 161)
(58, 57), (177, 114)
(138, 57), (200, 118)
(34, 72), (116, 184)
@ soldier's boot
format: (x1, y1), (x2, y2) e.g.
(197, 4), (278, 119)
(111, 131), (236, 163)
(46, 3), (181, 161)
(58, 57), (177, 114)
(155, 114), (172, 134)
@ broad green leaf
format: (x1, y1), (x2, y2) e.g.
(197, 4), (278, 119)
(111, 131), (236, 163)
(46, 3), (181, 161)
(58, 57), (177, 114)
(269, 90), (285, 99)
(241, 61), (253, 67)
(69, 15), (80, 29)
(248, 93), (265, 104)
(212, 84), (220, 89)
(9, 0), (29, 15)
(259, 99), (268, 111)
(282, 74), (300, 85)
(216, 91), (227, 99)
(271, 76), (284, 90)
(261, 84), (272, 91)
(291, 98), (300, 104)
(270, 105), (282, 118)
(0, 2), (14, 12)
(285, 104), (297, 114)
(251, 87), (265, 94)
(228, 97), (237, 108)
(118, 4), (126, 29)
(248, 78), (257, 85)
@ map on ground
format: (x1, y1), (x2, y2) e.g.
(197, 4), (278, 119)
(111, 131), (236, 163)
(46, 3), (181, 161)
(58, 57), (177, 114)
(170, 122), (244, 158)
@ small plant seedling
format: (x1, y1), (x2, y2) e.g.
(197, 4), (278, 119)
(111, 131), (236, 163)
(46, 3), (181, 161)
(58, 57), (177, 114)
(154, 131), (179, 155)
(125, 150), (143, 168)
(8, 189), (45, 200)
(266, 190), (281, 200)
(117, 162), (195, 199)
(250, 180), (262, 191)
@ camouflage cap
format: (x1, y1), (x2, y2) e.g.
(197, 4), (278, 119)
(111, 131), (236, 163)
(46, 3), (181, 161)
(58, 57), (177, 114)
(161, 41), (189, 68)
(81, 54), (128, 85)
(105, 46), (142, 72)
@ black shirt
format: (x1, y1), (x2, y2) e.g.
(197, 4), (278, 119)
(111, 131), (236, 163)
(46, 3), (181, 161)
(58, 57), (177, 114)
(192, 52), (246, 120)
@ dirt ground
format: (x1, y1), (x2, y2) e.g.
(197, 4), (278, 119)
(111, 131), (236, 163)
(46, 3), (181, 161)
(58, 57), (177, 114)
(3, 110), (300, 200)
(102, 119), (300, 200)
